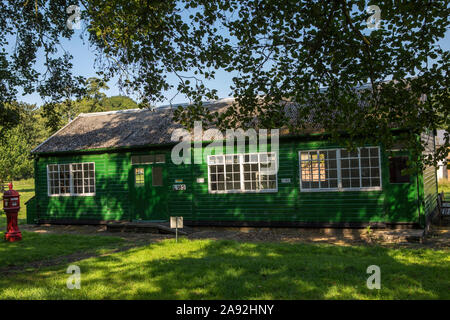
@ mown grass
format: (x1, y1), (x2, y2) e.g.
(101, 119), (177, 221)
(0, 231), (124, 267)
(1, 179), (448, 299)
(0, 178), (34, 228)
(0, 239), (448, 300)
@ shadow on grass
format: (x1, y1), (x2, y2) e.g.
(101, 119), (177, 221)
(0, 231), (124, 267)
(58, 239), (450, 300)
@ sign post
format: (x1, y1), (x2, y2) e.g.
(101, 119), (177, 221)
(170, 216), (183, 243)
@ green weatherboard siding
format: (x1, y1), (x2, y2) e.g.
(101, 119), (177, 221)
(30, 138), (435, 225)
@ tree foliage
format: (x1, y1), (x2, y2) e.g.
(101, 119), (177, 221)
(0, 102), (48, 184)
(0, 0), (449, 170)
(42, 77), (137, 133)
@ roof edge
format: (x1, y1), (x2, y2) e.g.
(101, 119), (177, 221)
(78, 108), (148, 117)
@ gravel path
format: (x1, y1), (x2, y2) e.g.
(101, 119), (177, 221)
(22, 223), (450, 249)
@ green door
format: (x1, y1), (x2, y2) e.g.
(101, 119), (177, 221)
(385, 154), (419, 223)
(132, 163), (168, 221)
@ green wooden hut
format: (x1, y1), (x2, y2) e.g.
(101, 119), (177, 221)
(26, 99), (439, 228)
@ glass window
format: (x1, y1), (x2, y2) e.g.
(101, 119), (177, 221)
(300, 150), (338, 190)
(259, 153), (277, 190)
(299, 147), (381, 191)
(341, 149), (361, 188)
(47, 162), (96, 196)
(141, 155), (155, 164)
(135, 168), (145, 186)
(131, 154), (165, 165)
(209, 155), (226, 191)
(243, 154), (259, 191)
(389, 156), (410, 183)
(155, 154), (165, 163)
(208, 152), (277, 193)
(360, 147), (381, 187)
(131, 155), (142, 165)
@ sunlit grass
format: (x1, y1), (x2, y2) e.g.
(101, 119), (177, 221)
(0, 238), (448, 300)
(439, 179), (450, 199)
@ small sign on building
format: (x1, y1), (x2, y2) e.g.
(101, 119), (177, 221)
(281, 178), (291, 183)
(173, 184), (186, 191)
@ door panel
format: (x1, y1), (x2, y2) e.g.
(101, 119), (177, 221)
(131, 163), (168, 221)
(385, 154), (418, 222)
(148, 165), (167, 220)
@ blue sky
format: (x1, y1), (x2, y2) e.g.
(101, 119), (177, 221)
(17, 20), (450, 108)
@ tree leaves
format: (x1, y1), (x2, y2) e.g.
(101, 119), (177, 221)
(0, 0), (449, 170)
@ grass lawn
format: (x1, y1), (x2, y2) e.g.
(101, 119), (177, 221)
(0, 179), (448, 299)
(439, 179), (450, 200)
(0, 239), (448, 300)
(0, 231), (124, 267)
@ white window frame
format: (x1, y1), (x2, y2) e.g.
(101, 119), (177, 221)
(207, 152), (278, 194)
(299, 147), (382, 192)
(299, 148), (340, 192)
(47, 162), (96, 197)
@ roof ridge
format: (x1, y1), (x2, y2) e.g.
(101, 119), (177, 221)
(78, 97), (236, 117)
(79, 108), (148, 117)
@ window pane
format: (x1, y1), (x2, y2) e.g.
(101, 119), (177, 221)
(389, 156), (410, 183)
(362, 178), (371, 187)
(208, 152), (277, 192)
(360, 148), (369, 157)
(341, 159), (349, 168)
(224, 155), (241, 191)
(300, 150), (338, 190)
(141, 155), (155, 164)
(131, 155), (141, 164)
(155, 154), (165, 163)
(351, 179), (360, 188)
(135, 168), (144, 186)
(370, 148), (379, 157)
(361, 158), (370, 167)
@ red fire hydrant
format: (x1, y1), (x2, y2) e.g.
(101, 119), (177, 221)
(2, 182), (22, 242)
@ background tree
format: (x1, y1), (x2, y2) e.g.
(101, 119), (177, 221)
(0, 0), (448, 170)
(41, 76), (137, 133)
(0, 102), (48, 185)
